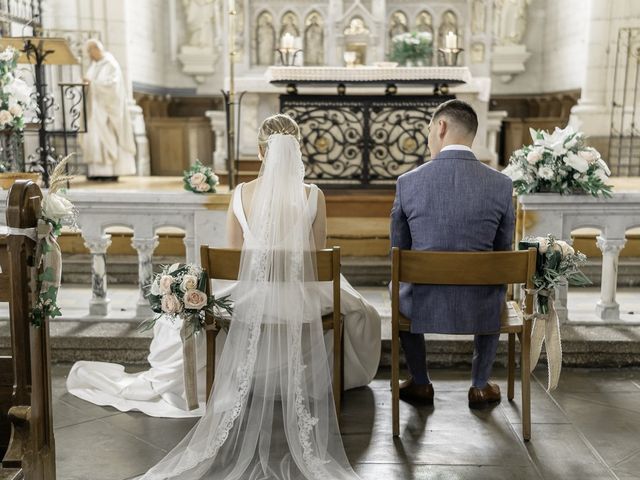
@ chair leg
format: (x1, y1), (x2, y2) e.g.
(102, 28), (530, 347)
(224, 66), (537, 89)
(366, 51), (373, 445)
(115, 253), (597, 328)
(206, 329), (217, 402)
(391, 325), (400, 437)
(521, 327), (531, 441)
(333, 328), (342, 418)
(507, 333), (515, 401)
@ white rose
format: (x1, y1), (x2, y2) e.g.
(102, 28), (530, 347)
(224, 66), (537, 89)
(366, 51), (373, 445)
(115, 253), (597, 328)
(563, 151), (589, 173)
(150, 279), (161, 296)
(211, 173), (219, 184)
(189, 172), (207, 187)
(537, 237), (549, 254)
(0, 48), (15, 62)
(180, 274), (198, 292)
(3, 77), (33, 105)
(8, 104), (22, 117)
(41, 192), (74, 221)
(503, 165), (524, 182)
(161, 293), (183, 315)
(556, 241), (575, 257)
(526, 149), (542, 165)
(537, 165), (554, 180)
(195, 182), (211, 192)
(0, 109), (13, 126)
(183, 289), (208, 310)
(159, 274), (174, 294)
(578, 149), (599, 165)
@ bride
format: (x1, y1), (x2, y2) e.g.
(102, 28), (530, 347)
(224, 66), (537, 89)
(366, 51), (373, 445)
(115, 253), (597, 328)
(66, 115), (380, 419)
(139, 114), (363, 479)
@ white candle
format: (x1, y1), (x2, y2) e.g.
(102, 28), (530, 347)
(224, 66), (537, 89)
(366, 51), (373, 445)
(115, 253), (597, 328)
(281, 33), (295, 50)
(445, 31), (457, 49)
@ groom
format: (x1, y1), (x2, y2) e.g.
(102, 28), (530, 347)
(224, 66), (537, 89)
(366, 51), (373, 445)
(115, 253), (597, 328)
(390, 99), (515, 409)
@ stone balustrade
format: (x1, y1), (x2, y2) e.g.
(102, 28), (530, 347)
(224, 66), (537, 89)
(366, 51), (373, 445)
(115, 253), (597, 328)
(518, 192), (640, 323)
(0, 188), (229, 318)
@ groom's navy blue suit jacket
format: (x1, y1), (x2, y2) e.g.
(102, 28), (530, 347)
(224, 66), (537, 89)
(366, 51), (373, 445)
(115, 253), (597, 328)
(390, 148), (515, 334)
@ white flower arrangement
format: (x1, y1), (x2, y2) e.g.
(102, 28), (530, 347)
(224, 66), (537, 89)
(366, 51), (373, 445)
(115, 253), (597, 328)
(389, 31), (433, 66)
(183, 160), (219, 194)
(0, 47), (36, 132)
(503, 126), (612, 197)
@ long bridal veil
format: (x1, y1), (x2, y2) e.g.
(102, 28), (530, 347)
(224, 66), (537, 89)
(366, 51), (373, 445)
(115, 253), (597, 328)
(140, 134), (360, 480)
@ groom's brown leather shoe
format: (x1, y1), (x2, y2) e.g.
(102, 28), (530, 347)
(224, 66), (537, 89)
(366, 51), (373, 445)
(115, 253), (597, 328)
(468, 382), (501, 409)
(399, 377), (434, 405)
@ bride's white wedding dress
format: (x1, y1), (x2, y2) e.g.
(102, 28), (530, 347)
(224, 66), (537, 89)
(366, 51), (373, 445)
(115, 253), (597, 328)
(138, 133), (361, 479)
(66, 183), (380, 419)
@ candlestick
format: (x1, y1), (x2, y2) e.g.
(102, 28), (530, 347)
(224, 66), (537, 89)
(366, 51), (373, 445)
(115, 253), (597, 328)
(281, 33), (295, 50)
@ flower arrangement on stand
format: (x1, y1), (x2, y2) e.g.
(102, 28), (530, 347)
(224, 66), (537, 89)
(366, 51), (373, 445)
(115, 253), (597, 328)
(519, 234), (591, 390)
(503, 126), (612, 197)
(389, 31), (433, 66)
(0, 46), (37, 173)
(143, 263), (232, 410)
(31, 155), (77, 327)
(183, 160), (219, 194)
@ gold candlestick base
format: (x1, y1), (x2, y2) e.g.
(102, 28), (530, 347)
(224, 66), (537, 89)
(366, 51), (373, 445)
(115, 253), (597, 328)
(438, 48), (464, 66)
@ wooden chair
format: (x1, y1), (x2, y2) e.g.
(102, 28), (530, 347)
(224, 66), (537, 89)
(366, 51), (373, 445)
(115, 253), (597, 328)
(0, 180), (57, 479)
(200, 246), (345, 415)
(390, 247), (537, 440)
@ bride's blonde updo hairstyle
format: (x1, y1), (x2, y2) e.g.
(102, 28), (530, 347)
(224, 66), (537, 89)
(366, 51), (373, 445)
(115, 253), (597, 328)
(257, 114), (301, 158)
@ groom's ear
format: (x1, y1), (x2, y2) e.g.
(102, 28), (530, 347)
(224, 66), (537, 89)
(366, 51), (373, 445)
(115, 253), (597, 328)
(437, 118), (448, 139)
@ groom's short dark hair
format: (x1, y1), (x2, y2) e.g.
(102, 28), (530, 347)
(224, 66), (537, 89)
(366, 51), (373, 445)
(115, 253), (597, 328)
(431, 99), (478, 137)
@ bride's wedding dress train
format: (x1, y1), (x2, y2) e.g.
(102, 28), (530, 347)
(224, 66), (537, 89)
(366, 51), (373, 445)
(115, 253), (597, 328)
(66, 184), (380, 419)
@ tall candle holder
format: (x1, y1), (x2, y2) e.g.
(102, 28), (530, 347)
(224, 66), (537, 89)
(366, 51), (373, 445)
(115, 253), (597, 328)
(276, 47), (302, 66)
(438, 47), (464, 67)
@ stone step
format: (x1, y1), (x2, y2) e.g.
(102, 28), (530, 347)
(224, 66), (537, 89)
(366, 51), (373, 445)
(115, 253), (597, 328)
(1, 319), (637, 369)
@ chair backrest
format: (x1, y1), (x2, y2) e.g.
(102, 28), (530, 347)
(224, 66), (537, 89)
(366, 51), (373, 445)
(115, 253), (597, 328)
(200, 246), (341, 283)
(391, 247), (537, 316)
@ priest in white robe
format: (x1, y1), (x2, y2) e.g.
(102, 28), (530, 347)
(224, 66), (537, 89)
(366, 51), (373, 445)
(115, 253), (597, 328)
(81, 39), (136, 180)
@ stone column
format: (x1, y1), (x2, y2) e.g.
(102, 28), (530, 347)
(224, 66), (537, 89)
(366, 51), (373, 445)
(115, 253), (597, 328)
(595, 236), (626, 321)
(184, 232), (196, 265)
(206, 110), (228, 173)
(84, 234), (112, 316)
(568, 0), (612, 136)
(131, 236), (159, 318)
(486, 110), (508, 168)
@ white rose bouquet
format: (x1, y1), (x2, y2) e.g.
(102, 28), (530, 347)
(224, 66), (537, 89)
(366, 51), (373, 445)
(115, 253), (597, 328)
(183, 160), (219, 194)
(143, 263), (232, 335)
(519, 234), (591, 390)
(520, 234), (590, 314)
(503, 126), (612, 197)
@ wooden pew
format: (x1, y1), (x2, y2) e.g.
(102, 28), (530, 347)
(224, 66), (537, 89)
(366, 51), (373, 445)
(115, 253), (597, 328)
(0, 180), (56, 479)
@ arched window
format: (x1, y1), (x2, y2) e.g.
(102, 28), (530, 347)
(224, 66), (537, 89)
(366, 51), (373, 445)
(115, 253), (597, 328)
(388, 10), (408, 45)
(254, 11), (275, 66)
(280, 10), (300, 39)
(304, 11), (324, 66)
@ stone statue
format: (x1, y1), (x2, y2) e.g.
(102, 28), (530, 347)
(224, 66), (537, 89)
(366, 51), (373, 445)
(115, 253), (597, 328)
(81, 39), (136, 180)
(182, 0), (218, 48)
(494, 0), (531, 45)
(472, 0), (486, 34)
(256, 12), (275, 66)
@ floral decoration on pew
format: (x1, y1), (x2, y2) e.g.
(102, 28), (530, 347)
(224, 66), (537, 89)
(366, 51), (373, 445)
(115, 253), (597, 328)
(31, 155), (78, 327)
(183, 160), (219, 194)
(503, 126), (612, 198)
(520, 234), (591, 390)
(142, 263), (232, 409)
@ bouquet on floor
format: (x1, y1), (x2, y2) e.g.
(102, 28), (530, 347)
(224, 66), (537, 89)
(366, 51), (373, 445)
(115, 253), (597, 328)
(143, 263), (232, 410)
(503, 126), (612, 198)
(520, 234), (591, 390)
(183, 160), (219, 194)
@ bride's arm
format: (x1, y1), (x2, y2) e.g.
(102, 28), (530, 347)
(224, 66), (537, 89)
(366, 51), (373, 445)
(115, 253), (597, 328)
(312, 189), (327, 249)
(226, 197), (244, 249)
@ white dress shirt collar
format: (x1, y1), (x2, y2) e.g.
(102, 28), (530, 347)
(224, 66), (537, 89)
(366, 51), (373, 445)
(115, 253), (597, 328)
(439, 144), (473, 153)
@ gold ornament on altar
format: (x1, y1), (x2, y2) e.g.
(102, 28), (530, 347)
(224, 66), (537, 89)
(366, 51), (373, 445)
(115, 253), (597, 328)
(402, 138), (418, 153)
(314, 136), (329, 153)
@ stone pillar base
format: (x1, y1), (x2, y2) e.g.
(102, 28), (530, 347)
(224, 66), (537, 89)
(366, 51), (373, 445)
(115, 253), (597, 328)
(595, 301), (620, 321)
(90, 299), (110, 316)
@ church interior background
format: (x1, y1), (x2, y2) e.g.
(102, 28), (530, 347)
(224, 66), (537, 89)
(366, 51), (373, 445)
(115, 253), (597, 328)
(0, 0), (640, 479)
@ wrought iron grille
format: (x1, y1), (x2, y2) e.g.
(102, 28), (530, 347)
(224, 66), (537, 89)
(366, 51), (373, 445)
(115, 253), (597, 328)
(281, 94), (453, 186)
(608, 28), (640, 176)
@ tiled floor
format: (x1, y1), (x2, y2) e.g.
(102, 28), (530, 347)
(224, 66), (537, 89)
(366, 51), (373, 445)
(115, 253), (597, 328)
(52, 365), (640, 480)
